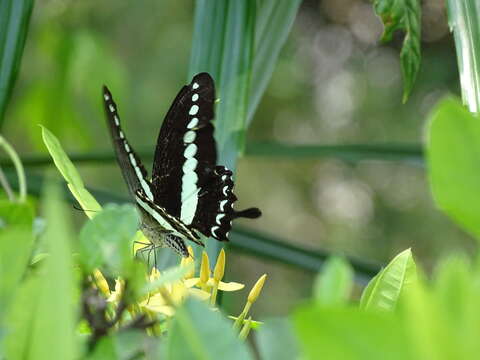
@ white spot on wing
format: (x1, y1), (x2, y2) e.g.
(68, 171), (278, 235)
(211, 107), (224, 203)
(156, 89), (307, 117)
(183, 130), (196, 143)
(104, 94), (110, 101)
(211, 226), (220, 237)
(119, 131), (124, 139)
(129, 154), (137, 166)
(192, 82), (200, 89)
(221, 175), (227, 181)
(187, 117), (199, 129)
(124, 143), (130, 152)
(189, 105), (199, 115)
(109, 104), (115, 113)
(114, 115), (120, 126)
(216, 214), (225, 225)
(222, 185), (229, 196)
(219, 200), (228, 212)
(184, 143), (198, 159)
(192, 93), (199, 102)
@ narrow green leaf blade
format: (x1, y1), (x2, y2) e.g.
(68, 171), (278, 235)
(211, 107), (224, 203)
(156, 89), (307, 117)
(426, 97), (480, 240)
(28, 181), (76, 360)
(165, 298), (253, 360)
(189, 0), (255, 259)
(247, 0), (301, 122)
(447, 0), (480, 112)
(313, 256), (353, 306)
(360, 248), (417, 311)
(0, 0), (34, 127)
(373, 0), (421, 102)
(41, 126), (101, 216)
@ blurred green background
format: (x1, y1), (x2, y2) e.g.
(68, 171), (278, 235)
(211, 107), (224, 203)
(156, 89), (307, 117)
(2, 0), (470, 318)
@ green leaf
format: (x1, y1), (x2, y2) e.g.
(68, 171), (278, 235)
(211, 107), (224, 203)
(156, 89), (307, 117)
(0, 0), (34, 127)
(28, 181), (76, 359)
(41, 126), (101, 217)
(0, 227), (34, 326)
(189, 0), (255, 259)
(247, 0), (301, 122)
(189, 0), (255, 166)
(399, 280), (464, 359)
(294, 306), (412, 360)
(426, 97), (480, 240)
(313, 257), (353, 306)
(4, 277), (40, 360)
(164, 298), (253, 360)
(86, 331), (155, 360)
(447, 0), (480, 112)
(373, 0), (421, 102)
(0, 199), (34, 229)
(79, 204), (138, 277)
(255, 317), (299, 360)
(360, 248), (417, 311)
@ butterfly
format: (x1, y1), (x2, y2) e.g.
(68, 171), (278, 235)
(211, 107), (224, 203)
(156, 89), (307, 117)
(103, 73), (261, 258)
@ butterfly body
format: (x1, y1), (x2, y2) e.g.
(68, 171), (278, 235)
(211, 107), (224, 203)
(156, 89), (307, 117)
(103, 73), (261, 257)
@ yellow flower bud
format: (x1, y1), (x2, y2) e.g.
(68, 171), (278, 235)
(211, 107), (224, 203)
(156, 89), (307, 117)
(248, 274), (267, 304)
(213, 248), (226, 282)
(183, 256), (195, 279)
(187, 245), (194, 259)
(199, 251), (210, 284)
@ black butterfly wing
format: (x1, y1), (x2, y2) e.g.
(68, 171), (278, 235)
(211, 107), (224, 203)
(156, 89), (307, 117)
(151, 73), (216, 221)
(103, 86), (154, 201)
(151, 73), (261, 242)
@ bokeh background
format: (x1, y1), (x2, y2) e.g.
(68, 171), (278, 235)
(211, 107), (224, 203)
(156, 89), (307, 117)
(3, 0), (472, 318)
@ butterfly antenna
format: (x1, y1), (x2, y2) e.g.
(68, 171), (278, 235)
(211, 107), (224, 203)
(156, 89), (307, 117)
(72, 204), (100, 213)
(233, 207), (262, 219)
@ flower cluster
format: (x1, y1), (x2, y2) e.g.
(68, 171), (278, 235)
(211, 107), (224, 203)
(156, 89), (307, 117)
(94, 246), (267, 339)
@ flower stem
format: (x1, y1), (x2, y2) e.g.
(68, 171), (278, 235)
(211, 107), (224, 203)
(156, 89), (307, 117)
(0, 135), (26, 202)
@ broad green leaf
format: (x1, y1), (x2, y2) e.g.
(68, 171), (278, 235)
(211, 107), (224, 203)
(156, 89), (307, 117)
(164, 298), (253, 360)
(247, 0), (301, 122)
(294, 306), (412, 360)
(360, 248), (417, 311)
(0, 199), (34, 229)
(373, 0), (421, 102)
(426, 97), (480, 240)
(86, 331), (155, 360)
(79, 204), (137, 277)
(0, 0), (34, 127)
(430, 256), (480, 357)
(28, 181), (76, 360)
(447, 0), (480, 112)
(255, 317), (299, 360)
(399, 281), (465, 359)
(41, 126), (101, 217)
(313, 256), (353, 305)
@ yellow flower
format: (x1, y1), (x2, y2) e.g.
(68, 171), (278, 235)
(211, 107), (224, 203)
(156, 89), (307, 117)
(184, 250), (244, 292)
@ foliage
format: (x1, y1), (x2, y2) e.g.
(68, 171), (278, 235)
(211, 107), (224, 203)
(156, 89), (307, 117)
(373, 0), (422, 102)
(0, 0), (34, 127)
(3, 0), (480, 358)
(426, 97), (480, 241)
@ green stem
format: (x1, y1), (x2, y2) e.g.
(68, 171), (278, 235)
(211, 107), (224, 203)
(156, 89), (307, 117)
(0, 135), (26, 202)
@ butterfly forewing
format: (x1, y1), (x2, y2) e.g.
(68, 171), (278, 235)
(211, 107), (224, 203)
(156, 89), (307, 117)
(151, 73), (216, 224)
(103, 86), (154, 201)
